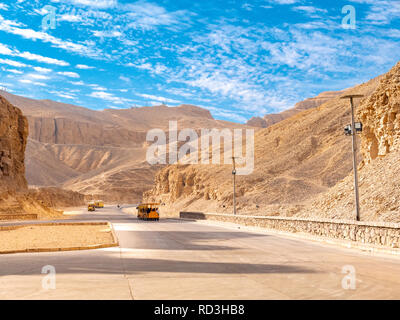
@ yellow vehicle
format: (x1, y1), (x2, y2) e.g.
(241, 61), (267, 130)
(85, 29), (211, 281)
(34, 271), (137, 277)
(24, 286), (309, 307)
(88, 203), (96, 212)
(94, 200), (104, 208)
(136, 203), (160, 221)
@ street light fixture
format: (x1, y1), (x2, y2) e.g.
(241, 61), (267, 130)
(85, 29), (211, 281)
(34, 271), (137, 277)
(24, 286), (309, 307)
(340, 94), (364, 221)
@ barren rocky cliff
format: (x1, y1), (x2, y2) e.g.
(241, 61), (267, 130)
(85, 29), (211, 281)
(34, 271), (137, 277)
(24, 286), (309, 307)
(0, 96), (84, 218)
(145, 66), (391, 219)
(303, 61), (400, 222)
(0, 96), (28, 193)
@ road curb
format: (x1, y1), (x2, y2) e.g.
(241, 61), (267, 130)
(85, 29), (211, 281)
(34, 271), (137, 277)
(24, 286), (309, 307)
(0, 221), (119, 255)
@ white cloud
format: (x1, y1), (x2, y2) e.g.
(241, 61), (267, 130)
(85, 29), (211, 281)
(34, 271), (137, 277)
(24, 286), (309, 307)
(0, 43), (69, 66)
(19, 79), (33, 84)
(0, 14), (101, 59)
(69, 80), (85, 85)
(76, 64), (94, 69)
(49, 91), (76, 99)
(29, 74), (50, 80)
(18, 51), (69, 66)
(267, 0), (300, 4)
(89, 84), (107, 91)
(0, 58), (27, 67)
(68, 0), (117, 9)
(33, 66), (52, 73)
(58, 71), (80, 78)
(59, 14), (83, 23)
(136, 93), (180, 104)
(350, 0), (400, 25)
(19, 79), (47, 86)
(0, 4), (8, 11)
(119, 75), (130, 82)
(89, 90), (124, 104)
(123, 1), (191, 31)
(92, 30), (122, 38)
(293, 6), (328, 14)
(134, 63), (152, 70)
(4, 69), (23, 74)
(57, 93), (76, 99)
(0, 43), (13, 55)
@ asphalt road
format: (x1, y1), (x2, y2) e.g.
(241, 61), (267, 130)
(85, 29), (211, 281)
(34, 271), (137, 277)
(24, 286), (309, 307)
(1, 205), (400, 300)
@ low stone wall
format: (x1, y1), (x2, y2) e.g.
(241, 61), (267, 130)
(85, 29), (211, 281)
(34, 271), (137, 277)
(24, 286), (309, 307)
(0, 214), (37, 221)
(180, 212), (400, 248)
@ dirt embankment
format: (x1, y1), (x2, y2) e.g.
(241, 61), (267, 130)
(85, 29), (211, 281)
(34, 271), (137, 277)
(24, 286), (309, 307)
(28, 187), (86, 208)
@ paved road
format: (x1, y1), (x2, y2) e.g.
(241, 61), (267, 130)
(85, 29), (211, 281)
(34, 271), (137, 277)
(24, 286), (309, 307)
(1, 205), (400, 299)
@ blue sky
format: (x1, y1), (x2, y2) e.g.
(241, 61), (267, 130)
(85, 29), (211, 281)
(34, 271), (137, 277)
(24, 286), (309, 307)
(0, 0), (399, 123)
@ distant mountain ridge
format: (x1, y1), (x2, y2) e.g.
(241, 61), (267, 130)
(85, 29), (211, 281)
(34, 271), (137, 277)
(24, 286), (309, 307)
(0, 90), (248, 202)
(247, 90), (346, 128)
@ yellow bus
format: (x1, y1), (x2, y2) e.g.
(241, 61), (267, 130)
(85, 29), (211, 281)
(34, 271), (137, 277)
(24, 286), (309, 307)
(136, 203), (160, 221)
(94, 200), (104, 208)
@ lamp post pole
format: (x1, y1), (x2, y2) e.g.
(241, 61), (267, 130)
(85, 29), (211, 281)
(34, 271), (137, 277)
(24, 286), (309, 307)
(232, 156), (237, 215)
(341, 94), (364, 221)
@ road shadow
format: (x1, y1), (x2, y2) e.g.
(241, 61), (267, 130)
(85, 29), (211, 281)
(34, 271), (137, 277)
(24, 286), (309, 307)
(0, 253), (316, 276)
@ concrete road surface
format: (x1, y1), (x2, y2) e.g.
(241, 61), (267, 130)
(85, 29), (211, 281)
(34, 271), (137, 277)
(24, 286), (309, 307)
(1, 205), (400, 300)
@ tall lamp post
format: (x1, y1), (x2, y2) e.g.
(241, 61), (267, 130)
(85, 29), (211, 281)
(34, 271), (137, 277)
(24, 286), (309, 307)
(341, 94), (364, 221)
(232, 156), (237, 215)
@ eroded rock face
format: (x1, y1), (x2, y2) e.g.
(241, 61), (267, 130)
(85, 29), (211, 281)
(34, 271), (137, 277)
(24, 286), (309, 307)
(0, 96), (28, 192)
(358, 62), (400, 163)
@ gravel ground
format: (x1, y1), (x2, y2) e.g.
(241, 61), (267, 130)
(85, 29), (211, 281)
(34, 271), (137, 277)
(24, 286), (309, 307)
(0, 224), (115, 252)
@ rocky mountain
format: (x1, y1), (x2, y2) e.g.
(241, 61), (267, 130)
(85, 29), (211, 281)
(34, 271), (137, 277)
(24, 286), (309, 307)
(0, 95), (28, 193)
(301, 61), (400, 222)
(247, 90), (346, 128)
(0, 90), (249, 202)
(144, 71), (383, 217)
(0, 96), (68, 218)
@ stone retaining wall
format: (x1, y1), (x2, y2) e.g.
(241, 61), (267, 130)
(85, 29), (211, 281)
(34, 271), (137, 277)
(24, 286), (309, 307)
(0, 214), (37, 221)
(180, 212), (400, 248)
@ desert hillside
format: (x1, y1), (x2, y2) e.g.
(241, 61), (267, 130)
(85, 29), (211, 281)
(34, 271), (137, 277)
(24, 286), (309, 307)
(0, 90), (250, 202)
(301, 61), (400, 222)
(144, 70), (384, 216)
(247, 90), (346, 128)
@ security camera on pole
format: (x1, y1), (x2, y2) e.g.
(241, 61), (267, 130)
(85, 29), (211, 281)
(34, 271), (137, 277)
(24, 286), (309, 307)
(340, 94), (364, 221)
